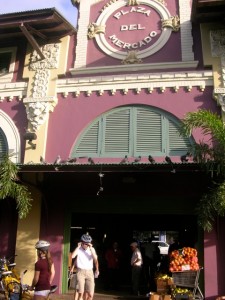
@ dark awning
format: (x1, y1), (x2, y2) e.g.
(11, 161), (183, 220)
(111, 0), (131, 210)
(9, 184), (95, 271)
(0, 8), (76, 59)
(191, 0), (225, 23)
(17, 162), (203, 174)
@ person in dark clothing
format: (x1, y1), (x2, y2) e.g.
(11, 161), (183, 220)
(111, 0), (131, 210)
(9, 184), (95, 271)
(105, 242), (123, 290)
(29, 240), (55, 300)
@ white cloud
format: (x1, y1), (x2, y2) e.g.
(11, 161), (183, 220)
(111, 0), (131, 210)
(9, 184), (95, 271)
(0, 0), (78, 27)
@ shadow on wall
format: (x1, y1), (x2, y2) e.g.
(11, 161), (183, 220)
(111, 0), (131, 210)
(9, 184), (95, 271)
(0, 198), (18, 258)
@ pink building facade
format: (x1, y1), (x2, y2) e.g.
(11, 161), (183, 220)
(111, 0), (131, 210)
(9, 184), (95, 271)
(0, 0), (225, 298)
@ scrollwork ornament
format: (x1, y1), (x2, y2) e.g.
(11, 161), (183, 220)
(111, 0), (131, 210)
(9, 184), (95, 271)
(127, 0), (139, 5)
(29, 44), (60, 70)
(24, 98), (58, 131)
(87, 23), (106, 39)
(122, 51), (142, 64)
(32, 69), (50, 98)
(162, 15), (180, 32)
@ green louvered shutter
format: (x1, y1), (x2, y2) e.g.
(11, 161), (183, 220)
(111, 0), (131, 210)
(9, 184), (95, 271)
(168, 119), (191, 155)
(71, 105), (193, 158)
(102, 108), (131, 155)
(135, 108), (163, 155)
(0, 128), (8, 161)
(72, 121), (100, 156)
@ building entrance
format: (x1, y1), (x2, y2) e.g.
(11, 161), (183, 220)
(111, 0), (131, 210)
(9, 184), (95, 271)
(69, 213), (198, 294)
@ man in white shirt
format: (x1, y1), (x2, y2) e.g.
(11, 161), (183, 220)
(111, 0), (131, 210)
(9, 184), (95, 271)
(130, 242), (143, 296)
(71, 234), (99, 300)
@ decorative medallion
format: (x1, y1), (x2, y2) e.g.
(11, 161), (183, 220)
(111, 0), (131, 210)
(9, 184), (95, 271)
(94, 0), (178, 61)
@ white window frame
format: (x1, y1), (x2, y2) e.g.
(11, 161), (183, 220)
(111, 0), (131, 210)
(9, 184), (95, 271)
(0, 110), (21, 163)
(0, 47), (17, 82)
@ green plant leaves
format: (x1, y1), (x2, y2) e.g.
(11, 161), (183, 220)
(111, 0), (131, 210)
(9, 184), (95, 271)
(0, 156), (32, 219)
(181, 109), (225, 231)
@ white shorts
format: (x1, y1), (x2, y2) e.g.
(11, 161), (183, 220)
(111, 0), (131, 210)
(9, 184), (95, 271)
(34, 290), (50, 296)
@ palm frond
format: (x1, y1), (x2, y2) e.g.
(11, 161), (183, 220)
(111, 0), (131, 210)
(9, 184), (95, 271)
(0, 156), (32, 218)
(181, 109), (225, 231)
(182, 110), (225, 143)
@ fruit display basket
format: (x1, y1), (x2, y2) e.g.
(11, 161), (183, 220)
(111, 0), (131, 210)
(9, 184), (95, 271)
(172, 268), (204, 299)
(172, 270), (198, 288)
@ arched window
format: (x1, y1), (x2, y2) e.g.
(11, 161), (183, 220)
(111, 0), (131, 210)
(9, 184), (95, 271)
(71, 105), (193, 158)
(0, 128), (8, 160)
(0, 110), (21, 163)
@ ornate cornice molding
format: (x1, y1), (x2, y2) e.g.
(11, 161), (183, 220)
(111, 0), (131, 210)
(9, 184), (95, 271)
(0, 82), (27, 102)
(70, 61), (199, 75)
(57, 70), (213, 97)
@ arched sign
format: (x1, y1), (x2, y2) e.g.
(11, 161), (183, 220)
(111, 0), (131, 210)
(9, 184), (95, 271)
(95, 0), (173, 60)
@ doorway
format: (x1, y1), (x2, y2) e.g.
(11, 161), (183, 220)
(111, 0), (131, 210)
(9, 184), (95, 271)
(69, 213), (198, 294)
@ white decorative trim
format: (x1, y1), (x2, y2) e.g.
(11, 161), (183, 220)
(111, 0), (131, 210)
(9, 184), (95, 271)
(95, 0), (172, 60)
(57, 70), (213, 97)
(179, 0), (194, 61)
(0, 82), (27, 102)
(23, 97), (58, 132)
(74, 0), (194, 70)
(29, 44), (60, 71)
(74, 0), (97, 68)
(70, 60), (199, 75)
(0, 110), (21, 163)
(0, 47), (17, 83)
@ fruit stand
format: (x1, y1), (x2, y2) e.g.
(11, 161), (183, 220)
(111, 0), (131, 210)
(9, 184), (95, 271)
(172, 268), (204, 300)
(150, 247), (204, 300)
(169, 247), (204, 300)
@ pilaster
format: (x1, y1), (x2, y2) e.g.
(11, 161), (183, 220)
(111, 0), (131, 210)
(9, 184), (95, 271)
(22, 36), (70, 163)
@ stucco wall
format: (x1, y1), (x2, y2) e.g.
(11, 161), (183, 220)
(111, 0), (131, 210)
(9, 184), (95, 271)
(46, 86), (217, 162)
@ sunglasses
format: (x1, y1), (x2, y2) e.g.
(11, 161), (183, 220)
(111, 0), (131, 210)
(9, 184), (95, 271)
(82, 242), (89, 246)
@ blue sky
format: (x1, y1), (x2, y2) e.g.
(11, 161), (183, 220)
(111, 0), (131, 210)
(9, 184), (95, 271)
(0, 0), (78, 27)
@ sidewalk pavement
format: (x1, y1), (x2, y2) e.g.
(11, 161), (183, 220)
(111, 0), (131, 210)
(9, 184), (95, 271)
(51, 290), (148, 300)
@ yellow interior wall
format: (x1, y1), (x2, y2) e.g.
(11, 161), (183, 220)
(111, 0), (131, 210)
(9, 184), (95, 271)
(200, 23), (224, 88)
(14, 185), (42, 285)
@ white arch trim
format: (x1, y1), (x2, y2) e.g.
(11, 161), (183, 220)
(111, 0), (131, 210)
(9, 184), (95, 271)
(0, 110), (21, 163)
